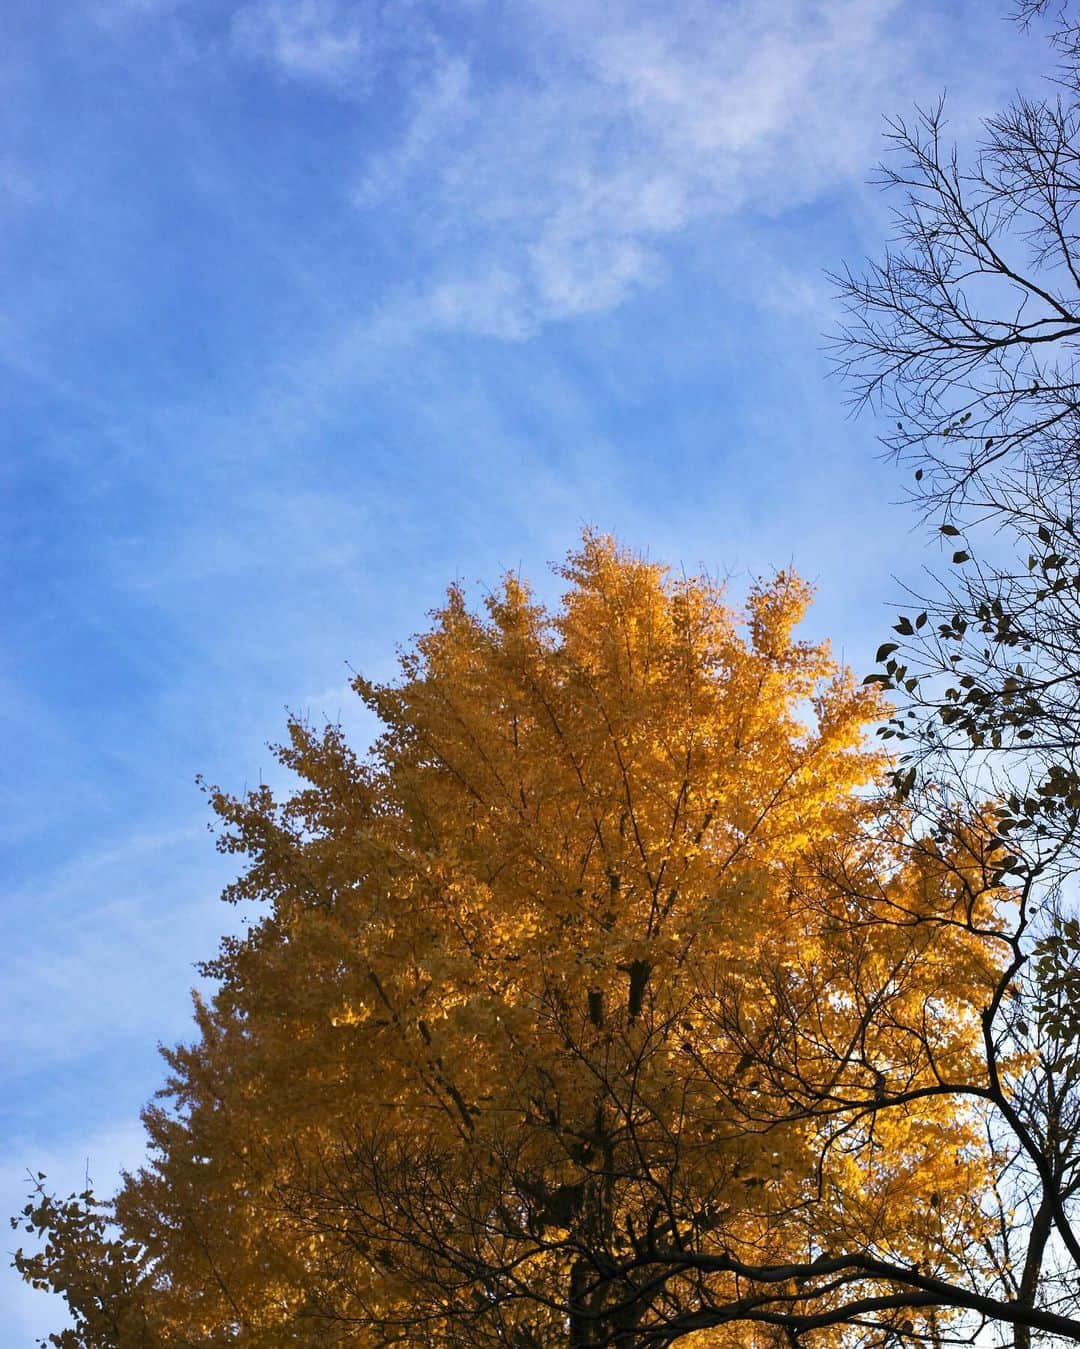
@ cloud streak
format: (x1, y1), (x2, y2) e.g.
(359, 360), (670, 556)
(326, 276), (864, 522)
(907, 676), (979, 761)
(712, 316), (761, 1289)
(332, 0), (918, 337)
(232, 0), (375, 88)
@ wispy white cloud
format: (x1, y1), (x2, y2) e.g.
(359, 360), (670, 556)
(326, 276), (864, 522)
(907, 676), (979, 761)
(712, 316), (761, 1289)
(231, 0), (450, 94)
(330, 0), (946, 338)
(106, 0), (1031, 357)
(352, 51), (471, 204)
(232, 0), (375, 88)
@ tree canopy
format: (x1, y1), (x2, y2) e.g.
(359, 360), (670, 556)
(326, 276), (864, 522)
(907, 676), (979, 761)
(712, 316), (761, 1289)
(16, 534), (1058, 1347)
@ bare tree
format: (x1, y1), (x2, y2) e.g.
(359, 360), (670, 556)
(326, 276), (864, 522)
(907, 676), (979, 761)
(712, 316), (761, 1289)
(833, 4), (1080, 854)
(825, 4), (1080, 1343)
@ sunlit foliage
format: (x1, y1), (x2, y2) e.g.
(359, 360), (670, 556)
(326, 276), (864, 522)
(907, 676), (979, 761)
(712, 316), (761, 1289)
(14, 535), (1018, 1345)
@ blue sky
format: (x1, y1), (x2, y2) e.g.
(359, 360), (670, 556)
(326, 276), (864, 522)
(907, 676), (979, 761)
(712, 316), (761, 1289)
(0, 0), (1055, 1336)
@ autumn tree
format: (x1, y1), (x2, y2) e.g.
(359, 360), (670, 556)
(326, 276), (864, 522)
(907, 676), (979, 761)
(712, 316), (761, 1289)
(14, 533), (1052, 1347)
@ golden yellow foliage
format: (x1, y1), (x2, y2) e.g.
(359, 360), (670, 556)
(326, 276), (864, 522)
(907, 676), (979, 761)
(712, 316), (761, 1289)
(14, 534), (1012, 1346)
